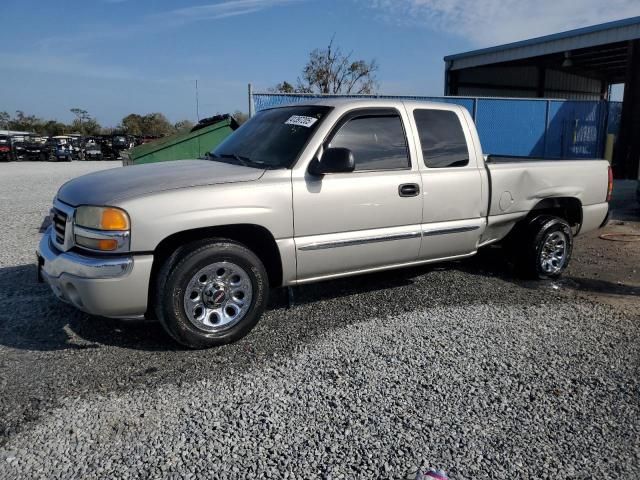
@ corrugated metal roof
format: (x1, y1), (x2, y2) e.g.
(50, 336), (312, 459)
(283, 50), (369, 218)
(445, 16), (640, 70)
(0, 130), (32, 136)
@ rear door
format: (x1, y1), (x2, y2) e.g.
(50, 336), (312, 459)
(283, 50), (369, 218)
(406, 105), (485, 260)
(292, 107), (423, 281)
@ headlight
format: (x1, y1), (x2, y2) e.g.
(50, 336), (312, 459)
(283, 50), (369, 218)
(74, 206), (130, 252)
(75, 206), (130, 231)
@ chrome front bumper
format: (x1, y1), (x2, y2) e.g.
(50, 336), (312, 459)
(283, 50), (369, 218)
(37, 228), (154, 318)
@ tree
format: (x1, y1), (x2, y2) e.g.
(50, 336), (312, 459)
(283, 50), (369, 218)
(273, 39), (378, 95)
(0, 111), (9, 130)
(120, 112), (175, 137)
(69, 108), (101, 135)
(121, 114), (144, 136)
(9, 111), (44, 133)
(142, 113), (174, 137)
(70, 108), (90, 134)
(272, 81), (296, 94)
(74, 117), (101, 136)
(42, 120), (68, 136)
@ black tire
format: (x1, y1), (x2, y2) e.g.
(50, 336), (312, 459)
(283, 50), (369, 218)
(155, 239), (269, 349)
(515, 215), (573, 279)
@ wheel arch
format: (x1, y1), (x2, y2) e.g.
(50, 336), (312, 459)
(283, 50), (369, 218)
(148, 224), (284, 315)
(526, 197), (583, 230)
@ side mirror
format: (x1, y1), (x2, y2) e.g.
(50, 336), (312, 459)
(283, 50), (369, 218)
(308, 147), (355, 176)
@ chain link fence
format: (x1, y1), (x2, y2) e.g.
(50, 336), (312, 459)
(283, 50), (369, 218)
(252, 93), (622, 159)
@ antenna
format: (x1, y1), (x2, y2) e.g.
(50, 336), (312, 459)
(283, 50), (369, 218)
(195, 79), (200, 121)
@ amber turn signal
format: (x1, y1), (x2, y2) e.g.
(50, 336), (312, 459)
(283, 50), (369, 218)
(100, 208), (130, 230)
(74, 236), (119, 251)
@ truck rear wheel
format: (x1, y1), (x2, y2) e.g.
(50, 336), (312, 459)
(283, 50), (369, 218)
(155, 239), (269, 349)
(517, 215), (573, 279)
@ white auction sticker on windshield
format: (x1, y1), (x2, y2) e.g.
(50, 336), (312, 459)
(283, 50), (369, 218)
(285, 115), (318, 128)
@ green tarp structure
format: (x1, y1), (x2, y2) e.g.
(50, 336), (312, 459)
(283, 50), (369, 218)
(122, 115), (238, 166)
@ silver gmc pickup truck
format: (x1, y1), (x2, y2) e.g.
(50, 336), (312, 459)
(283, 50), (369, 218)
(37, 99), (612, 348)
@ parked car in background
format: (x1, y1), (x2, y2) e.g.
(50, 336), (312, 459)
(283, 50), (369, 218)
(0, 135), (12, 161)
(112, 135), (131, 159)
(84, 141), (103, 161)
(38, 99), (612, 349)
(22, 135), (49, 161)
(53, 143), (73, 162)
(11, 138), (27, 161)
(68, 135), (84, 160)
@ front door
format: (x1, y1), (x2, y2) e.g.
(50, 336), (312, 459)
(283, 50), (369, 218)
(292, 108), (423, 282)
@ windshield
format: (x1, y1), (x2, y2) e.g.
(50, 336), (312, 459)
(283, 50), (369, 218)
(211, 105), (331, 169)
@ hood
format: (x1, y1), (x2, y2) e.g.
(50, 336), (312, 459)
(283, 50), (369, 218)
(57, 159), (265, 206)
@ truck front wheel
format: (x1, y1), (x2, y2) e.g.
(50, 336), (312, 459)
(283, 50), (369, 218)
(517, 215), (573, 279)
(155, 239), (269, 349)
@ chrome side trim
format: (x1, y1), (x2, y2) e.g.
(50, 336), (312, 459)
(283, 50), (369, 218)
(39, 228), (133, 279)
(293, 251), (477, 285)
(298, 231), (421, 251)
(422, 225), (480, 236)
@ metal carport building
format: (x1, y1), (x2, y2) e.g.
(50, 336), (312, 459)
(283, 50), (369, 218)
(444, 16), (640, 179)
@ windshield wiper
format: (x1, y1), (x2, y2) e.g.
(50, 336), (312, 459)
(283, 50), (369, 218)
(221, 153), (251, 167)
(211, 153), (270, 169)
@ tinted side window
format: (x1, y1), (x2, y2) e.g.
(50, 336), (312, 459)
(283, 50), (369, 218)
(413, 110), (469, 168)
(329, 114), (409, 171)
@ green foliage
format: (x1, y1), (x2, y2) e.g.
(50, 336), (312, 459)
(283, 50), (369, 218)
(70, 108), (101, 135)
(0, 111), (9, 129)
(42, 120), (68, 136)
(121, 114), (144, 136)
(10, 111), (44, 133)
(120, 112), (175, 137)
(1, 108), (247, 138)
(272, 81), (296, 94)
(1, 109), (103, 136)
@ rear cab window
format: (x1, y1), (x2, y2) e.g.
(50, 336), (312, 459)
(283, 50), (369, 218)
(413, 109), (470, 168)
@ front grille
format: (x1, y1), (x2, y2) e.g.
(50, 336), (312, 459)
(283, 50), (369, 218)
(52, 208), (67, 246)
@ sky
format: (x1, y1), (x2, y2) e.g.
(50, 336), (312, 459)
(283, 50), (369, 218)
(1, 0), (639, 127)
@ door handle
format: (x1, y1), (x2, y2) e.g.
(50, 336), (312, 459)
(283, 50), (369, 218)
(398, 183), (420, 197)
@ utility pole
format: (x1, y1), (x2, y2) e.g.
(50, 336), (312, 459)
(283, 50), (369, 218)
(195, 80), (200, 122)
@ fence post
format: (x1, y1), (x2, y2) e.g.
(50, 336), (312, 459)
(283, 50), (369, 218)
(248, 83), (254, 118)
(543, 100), (550, 158)
(599, 100), (608, 158)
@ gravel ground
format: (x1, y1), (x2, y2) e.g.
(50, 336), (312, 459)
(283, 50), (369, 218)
(0, 162), (639, 479)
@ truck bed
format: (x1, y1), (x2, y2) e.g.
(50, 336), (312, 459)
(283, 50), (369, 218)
(481, 156), (610, 244)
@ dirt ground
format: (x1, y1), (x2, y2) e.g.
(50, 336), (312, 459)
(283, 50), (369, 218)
(563, 180), (640, 314)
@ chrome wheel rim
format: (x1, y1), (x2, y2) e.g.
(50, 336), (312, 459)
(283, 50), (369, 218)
(539, 231), (568, 274)
(183, 261), (253, 332)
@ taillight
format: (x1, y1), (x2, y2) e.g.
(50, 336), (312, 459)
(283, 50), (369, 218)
(607, 166), (613, 202)
(0, 146), (10, 153)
